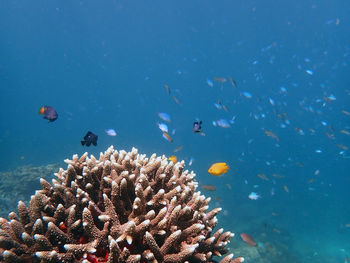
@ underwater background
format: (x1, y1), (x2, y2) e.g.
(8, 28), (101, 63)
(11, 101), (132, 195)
(0, 0), (349, 262)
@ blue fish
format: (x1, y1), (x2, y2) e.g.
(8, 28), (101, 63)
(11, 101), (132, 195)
(214, 102), (222, 109)
(158, 112), (171, 122)
(157, 122), (168, 133)
(206, 79), (214, 87)
(242, 91), (252, 99)
(306, 69), (314, 75)
(216, 119), (231, 128)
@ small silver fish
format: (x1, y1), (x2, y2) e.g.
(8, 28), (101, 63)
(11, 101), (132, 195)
(157, 122), (168, 133)
(158, 112), (171, 122)
(216, 119), (231, 128)
(105, 129), (117, 136)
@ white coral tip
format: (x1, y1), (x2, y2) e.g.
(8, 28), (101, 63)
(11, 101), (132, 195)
(126, 235), (133, 245)
(98, 215), (110, 221)
(87, 247), (96, 253)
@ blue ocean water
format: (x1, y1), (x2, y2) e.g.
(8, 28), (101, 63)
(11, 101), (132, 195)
(0, 0), (349, 262)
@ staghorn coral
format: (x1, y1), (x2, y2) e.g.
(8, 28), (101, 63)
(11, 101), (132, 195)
(0, 146), (244, 263)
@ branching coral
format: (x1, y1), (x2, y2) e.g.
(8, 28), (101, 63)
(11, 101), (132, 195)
(0, 146), (244, 263)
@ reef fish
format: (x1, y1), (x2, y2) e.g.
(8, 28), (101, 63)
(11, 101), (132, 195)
(229, 77), (237, 88)
(158, 112), (171, 122)
(214, 77), (227, 83)
(242, 91), (252, 99)
(173, 145), (183, 153)
(81, 131), (98, 147)
(208, 162), (229, 176)
(342, 110), (350, 116)
(157, 122), (168, 133)
(216, 119), (231, 128)
(173, 96), (182, 105)
(240, 233), (257, 246)
(162, 131), (173, 142)
(39, 106), (58, 122)
(257, 174), (269, 181)
(164, 84), (171, 94)
(264, 129), (280, 142)
(206, 79), (214, 87)
(193, 121), (202, 133)
(168, 155), (178, 163)
(105, 129), (117, 136)
(248, 192), (260, 200)
(201, 184), (217, 191)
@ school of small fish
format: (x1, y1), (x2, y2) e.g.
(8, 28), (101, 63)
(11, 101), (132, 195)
(34, 32), (349, 258)
(152, 54), (349, 254)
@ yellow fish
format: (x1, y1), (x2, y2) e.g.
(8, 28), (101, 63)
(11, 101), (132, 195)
(208, 162), (229, 176)
(168, 155), (178, 163)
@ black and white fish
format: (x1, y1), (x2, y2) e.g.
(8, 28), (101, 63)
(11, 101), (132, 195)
(81, 131), (98, 146)
(193, 121), (202, 133)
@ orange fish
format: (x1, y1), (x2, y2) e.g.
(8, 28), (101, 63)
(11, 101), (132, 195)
(240, 233), (257, 246)
(264, 129), (280, 142)
(214, 77), (227, 83)
(208, 162), (229, 176)
(257, 174), (269, 181)
(201, 184), (217, 191)
(283, 185), (289, 193)
(168, 155), (177, 163)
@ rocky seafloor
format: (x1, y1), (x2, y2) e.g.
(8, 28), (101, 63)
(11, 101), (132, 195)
(0, 163), (60, 217)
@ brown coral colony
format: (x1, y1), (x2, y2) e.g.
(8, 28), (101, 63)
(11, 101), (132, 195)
(0, 146), (243, 263)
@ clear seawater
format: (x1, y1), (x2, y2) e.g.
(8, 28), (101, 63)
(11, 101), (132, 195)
(0, 0), (349, 262)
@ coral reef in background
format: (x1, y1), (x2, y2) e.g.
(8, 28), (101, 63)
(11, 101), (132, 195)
(0, 146), (244, 263)
(0, 164), (60, 217)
